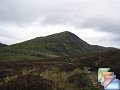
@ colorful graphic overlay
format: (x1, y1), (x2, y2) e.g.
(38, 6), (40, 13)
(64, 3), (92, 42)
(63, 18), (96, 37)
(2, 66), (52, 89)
(98, 68), (120, 90)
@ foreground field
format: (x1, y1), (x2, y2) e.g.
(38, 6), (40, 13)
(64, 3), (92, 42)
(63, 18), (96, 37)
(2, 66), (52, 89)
(0, 60), (100, 90)
(0, 50), (120, 90)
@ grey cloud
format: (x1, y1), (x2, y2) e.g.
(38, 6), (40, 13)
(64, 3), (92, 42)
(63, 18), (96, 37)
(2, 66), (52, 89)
(0, 29), (21, 39)
(112, 38), (120, 42)
(0, 0), (120, 47)
(0, 0), (120, 33)
(0, 0), (117, 25)
(109, 35), (120, 42)
(81, 17), (120, 34)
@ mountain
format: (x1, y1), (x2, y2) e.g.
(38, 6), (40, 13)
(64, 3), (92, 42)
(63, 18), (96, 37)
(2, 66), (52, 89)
(0, 43), (7, 47)
(0, 31), (116, 62)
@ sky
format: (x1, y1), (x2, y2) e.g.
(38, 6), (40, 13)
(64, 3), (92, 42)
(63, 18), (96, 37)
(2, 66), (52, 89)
(0, 0), (120, 48)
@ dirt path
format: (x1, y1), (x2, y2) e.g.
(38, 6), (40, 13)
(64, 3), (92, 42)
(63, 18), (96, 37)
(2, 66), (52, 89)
(89, 71), (104, 90)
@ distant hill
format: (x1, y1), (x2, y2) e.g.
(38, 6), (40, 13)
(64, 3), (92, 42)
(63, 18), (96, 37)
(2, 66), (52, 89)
(0, 43), (7, 47)
(0, 31), (116, 62)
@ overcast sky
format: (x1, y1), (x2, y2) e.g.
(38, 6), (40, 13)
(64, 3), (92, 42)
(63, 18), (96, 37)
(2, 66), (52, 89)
(0, 0), (120, 48)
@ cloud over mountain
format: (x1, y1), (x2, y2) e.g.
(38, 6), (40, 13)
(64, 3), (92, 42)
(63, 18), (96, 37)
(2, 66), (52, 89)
(0, 0), (120, 48)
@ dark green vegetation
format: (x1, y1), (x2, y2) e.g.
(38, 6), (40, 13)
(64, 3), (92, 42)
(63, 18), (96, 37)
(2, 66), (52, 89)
(0, 62), (99, 90)
(0, 31), (119, 90)
(0, 31), (115, 62)
(0, 43), (7, 48)
(0, 74), (54, 90)
(0, 50), (120, 90)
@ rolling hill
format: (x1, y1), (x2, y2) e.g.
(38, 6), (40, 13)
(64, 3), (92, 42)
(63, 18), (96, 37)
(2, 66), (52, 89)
(0, 31), (116, 62)
(0, 43), (7, 47)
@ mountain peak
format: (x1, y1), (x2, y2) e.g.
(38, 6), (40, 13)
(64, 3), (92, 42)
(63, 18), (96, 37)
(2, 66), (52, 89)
(59, 31), (74, 34)
(0, 31), (115, 61)
(45, 31), (80, 41)
(46, 31), (74, 36)
(54, 31), (76, 36)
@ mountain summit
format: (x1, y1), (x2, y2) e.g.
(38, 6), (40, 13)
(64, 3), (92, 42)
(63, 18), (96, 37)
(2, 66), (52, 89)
(0, 31), (115, 62)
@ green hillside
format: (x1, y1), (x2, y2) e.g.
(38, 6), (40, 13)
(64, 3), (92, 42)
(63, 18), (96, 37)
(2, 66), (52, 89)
(0, 31), (115, 62)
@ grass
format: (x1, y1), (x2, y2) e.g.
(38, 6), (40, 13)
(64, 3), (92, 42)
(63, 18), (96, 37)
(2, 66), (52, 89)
(40, 66), (98, 90)
(0, 31), (110, 62)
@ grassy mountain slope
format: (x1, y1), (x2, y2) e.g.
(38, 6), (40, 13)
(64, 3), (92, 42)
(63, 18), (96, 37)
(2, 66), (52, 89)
(0, 31), (115, 62)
